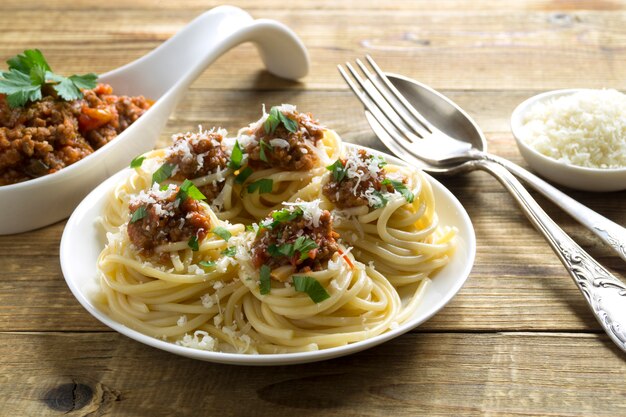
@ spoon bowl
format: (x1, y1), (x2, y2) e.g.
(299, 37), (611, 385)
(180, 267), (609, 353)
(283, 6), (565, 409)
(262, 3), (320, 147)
(0, 6), (309, 235)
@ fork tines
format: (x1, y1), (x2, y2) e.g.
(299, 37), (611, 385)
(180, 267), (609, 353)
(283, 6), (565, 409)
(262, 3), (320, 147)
(338, 56), (435, 145)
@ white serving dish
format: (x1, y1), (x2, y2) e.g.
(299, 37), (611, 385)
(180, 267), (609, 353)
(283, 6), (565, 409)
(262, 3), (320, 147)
(0, 5), (309, 234)
(511, 89), (626, 192)
(59, 144), (476, 366)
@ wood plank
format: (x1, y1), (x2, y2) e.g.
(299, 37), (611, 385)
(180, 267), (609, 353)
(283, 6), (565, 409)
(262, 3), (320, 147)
(1, 331), (624, 416)
(0, 9), (624, 90)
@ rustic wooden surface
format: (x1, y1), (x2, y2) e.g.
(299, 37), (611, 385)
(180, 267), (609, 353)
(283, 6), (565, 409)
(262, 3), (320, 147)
(1, 1), (625, 415)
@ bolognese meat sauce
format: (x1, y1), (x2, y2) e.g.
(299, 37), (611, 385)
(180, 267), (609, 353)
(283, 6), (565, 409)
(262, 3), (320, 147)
(251, 202), (340, 275)
(244, 105), (325, 171)
(323, 149), (394, 209)
(163, 129), (229, 202)
(0, 83), (151, 185)
(127, 184), (211, 258)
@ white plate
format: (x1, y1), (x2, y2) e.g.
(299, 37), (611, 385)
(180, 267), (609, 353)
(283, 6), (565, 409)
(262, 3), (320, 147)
(60, 144), (476, 365)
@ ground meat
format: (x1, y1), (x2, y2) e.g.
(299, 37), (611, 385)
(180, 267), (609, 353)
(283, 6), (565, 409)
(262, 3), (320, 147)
(323, 149), (393, 209)
(164, 129), (229, 202)
(245, 108), (324, 171)
(251, 208), (340, 275)
(0, 83), (151, 185)
(127, 185), (211, 259)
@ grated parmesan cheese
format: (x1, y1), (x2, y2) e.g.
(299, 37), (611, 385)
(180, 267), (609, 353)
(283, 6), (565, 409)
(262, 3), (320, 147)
(177, 315), (187, 326)
(283, 199), (323, 228)
(176, 330), (217, 351)
(520, 89), (626, 169)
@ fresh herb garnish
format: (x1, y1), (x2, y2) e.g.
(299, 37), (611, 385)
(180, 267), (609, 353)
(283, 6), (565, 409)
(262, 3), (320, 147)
(263, 106), (298, 134)
(129, 206), (147, 223)
(188, 235), (199, 251)
(259, 265), (271, 295)
(177, 179), (206, 202)
(382, 178), (414, 203)
(152, 163), (176, 184)
(130, 155), (145, 169)
(272, 207), (302, 223)
(221, 247), (236, 257)
(326, 159), (347, 183)
(247, 178), (273, 194)
(371, 190), (388, 209)
(235, 166), (253, 184)
(199, 260), (216, 270)
(259, 140), (273, 162)
(246, 224), (256, 232)
(267, 236), (318, 261)
(229, 140), (244, 170)
(293, 276), (330, 303)
(371, 154), (387, 168)
(0, 49), (97, 108)
(159, 184), (169, 191)
(212, 226), (231, 242)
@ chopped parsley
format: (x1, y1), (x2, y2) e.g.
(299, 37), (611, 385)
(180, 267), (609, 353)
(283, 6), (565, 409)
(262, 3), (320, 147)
(199, 260), (216, 270)
(212, 226), (231, 242)
(371, 154), (387, 168)
(326, 159), (347, 182)
(263, 207), (303, 229)
(259, 140), (273, 162)
(229, 140), (244, 170)
(371, 190), (388, 209)
(259, 265), (271, 295)
(129, 206), (147, 223)
(221, 247), (236, 257)
(177, 179), (206, 202)
(263, 106), (298, 134)
(188, 236), (199, 251)
(293, 276), (330, 303)
(152, 163), (176, 184)
(247, 178), (273, 194)
(235, 166), (253, 184)
(268, 236), (318, 261)
(382, 178), (414, 203)
(0, 49), (97, 108)
(130, 155), (145, 169)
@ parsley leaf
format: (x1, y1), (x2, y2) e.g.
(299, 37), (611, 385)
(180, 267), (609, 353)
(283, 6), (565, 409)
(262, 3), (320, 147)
(235, 166), (253, 184)
(229, 140), (244, 170)
(268, 243), (294, 257)
(263, 107), (281, 134)
(382, 178), (414, 203)
(212, 226), (231, 242)
(199, 260), (216, 270)
(263, 106), (298, 134)
(293, 236), (318, 261)
(326, 159), (347, 182)
(129, 206), (147, 223)
(152, 163), (176, 184)
(188, 236), (199, 251)
(130, 155), (145, 169)
(293, 276), (330, 303)
(247, 178), (273, 194)
(272, 207), (302, 223)
(0, 49), (97, 108)
(371, 154), (387, 168)
(259, 265), (271, 295)
(259, 140), (273, 163)
(177, 179), (206, 202)
(278, 111), (298, 133)
(371, 190), (388, 209)
(221, 247), (236, 257)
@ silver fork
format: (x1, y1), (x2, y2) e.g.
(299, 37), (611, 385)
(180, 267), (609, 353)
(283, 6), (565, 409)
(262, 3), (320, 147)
(339, 56), (626, 354)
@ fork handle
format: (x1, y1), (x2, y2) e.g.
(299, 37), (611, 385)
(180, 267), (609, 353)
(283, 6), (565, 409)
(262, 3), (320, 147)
(481, 153), (626, 264)
(474, 159), (626, 353)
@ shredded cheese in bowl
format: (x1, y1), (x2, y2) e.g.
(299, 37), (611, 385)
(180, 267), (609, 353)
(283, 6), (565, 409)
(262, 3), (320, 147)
(520, 89), (626, 169)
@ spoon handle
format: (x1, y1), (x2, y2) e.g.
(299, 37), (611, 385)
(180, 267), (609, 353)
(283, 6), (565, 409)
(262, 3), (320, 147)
(485, 153), (626, 264)
(475, 159), (626, 353)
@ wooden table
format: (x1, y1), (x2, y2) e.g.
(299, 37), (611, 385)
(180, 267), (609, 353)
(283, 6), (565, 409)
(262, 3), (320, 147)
(1, 1), (625, 415)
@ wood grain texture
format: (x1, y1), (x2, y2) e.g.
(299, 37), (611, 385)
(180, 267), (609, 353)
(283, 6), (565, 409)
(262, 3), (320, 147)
(0, 1), (625, 415)
(1, 332), (625, 417)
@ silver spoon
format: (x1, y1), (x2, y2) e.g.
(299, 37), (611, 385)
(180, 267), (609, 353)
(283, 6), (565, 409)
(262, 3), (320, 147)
(348, 71), (626, 353)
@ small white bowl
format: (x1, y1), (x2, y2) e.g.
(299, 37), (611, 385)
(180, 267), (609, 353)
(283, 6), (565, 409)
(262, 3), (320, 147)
(0, 6), (309, 235)
(511, 89), (626, 192)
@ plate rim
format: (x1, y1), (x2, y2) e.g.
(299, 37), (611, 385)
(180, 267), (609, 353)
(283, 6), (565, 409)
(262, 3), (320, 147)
(60, 143), (476, 365)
